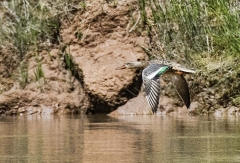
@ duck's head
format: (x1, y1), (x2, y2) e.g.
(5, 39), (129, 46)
(116, 61), (147, 70)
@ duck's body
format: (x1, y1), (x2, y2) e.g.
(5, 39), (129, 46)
(117, 60), (195, 113)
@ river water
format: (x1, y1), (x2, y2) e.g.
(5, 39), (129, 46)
(0, 114), (240, 163)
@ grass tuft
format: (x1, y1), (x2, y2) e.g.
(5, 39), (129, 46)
(19, 62), (29, 88)
(34, 61), (44, 81)
(137, 0), (240, 109)
(142, 0), (240, 59)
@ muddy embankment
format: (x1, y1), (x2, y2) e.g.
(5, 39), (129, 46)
(0, 0), (239, 116)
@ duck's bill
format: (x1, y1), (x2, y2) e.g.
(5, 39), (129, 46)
(116, 65), (127, 70)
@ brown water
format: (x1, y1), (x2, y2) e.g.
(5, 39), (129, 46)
(0, 114), (240, 163)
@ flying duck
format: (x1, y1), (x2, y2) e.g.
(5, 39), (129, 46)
(117, 60), (195, 113)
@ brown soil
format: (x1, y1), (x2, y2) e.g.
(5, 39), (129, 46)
(0, 0), (148, 115)
(0, 0), (238, 116)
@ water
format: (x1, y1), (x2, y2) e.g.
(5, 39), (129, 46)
(0, 114), (240, 163)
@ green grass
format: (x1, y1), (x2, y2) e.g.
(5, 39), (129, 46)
(19, 62), (28, 88)
(0, 0), (84, 88)
(64, 52), (73, 71)
(145, 0), (240, 58)
(0, 1), (60, 58)
(137, 0), (240, 109)
(0, 0), (85, 57)
(0, 0), (239, 109)
(34, 61), (44, 81)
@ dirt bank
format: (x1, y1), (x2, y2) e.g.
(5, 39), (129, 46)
(0, 0), (239, 116)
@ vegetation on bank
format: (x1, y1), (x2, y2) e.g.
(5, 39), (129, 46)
(0, 0), (239, 111)
(137, 0), (240, 111)
(0, 0), (86, 90)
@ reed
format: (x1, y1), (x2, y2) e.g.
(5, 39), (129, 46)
(138, 0), (240, 109)
(145, 0), (240, 58)
(0, 0), (83, 57)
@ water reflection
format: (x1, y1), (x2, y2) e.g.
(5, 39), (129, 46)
(0, 114), (240, 162)
(0, 115), (84, 162)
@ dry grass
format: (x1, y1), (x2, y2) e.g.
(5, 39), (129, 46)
(0, 0), (85, 56)
(0, 0), (85, 88)
(0, 0), (239, 110)
(136, 0), (240, 111)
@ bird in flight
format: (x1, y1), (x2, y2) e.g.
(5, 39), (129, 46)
(117, 60), (196, 113)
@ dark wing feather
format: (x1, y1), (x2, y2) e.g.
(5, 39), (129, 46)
(143, 78), (161, 113)
(170, 74), (190, 109)
(142, 63), (170, 113)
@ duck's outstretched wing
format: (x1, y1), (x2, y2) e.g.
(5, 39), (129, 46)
(143, 78), (161, 113)
(142, 64), (170, 113)
(170, 74), (190, 109)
